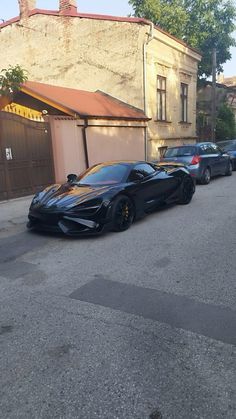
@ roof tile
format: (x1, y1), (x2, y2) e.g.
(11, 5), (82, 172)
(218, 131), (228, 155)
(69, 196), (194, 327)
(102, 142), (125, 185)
(22, 81), (149, 120)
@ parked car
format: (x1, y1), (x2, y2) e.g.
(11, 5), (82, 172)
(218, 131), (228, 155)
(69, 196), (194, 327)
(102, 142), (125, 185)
(27, 161), (195, 236)
(160, 142), (232, 184)
(217, 140), (236, 170)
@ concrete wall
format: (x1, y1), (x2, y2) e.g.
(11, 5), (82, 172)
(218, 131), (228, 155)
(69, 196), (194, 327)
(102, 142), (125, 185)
(50, 117), (86, 183)
(86, 124), (145, 166)
(50, 117), (145, 182)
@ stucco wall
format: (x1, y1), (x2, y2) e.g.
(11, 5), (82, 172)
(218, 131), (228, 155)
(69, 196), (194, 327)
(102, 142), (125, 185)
(0, 15), (145, 110)
(86, 125), (145, 166)
(50, 117), (86, 182)
(146, 30), (199, 159)
(49, 117), (145, 181)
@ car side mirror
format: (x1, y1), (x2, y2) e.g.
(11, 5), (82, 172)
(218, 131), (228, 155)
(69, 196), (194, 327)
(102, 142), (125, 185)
(67, 173), (77, 183)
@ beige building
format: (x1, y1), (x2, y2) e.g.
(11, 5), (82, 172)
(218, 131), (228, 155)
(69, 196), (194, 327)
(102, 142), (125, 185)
(0, 0), (201, 161)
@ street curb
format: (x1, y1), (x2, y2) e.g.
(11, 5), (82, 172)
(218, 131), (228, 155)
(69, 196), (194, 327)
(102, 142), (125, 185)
(0, 195), (33, 205)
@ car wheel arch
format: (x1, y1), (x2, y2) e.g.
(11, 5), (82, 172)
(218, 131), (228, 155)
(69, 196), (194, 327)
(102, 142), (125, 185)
(200, 166), (211, 185)
(111, 193), (136, 232)
(112, 193), (136, 217)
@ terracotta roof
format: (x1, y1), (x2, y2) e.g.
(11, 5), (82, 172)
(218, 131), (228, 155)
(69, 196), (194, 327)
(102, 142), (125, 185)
(0, 9), (201, 56)
(20, 81), (149, 120)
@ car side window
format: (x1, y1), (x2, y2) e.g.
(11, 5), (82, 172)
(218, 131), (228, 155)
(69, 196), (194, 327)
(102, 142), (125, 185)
(134, 163), (156, 177)
(211, 144), (223, 154)
(129, 163), (155, 181)
(199, 144), (214, 155)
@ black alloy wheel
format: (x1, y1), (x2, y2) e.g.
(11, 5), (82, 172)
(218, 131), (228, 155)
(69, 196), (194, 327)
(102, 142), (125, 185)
(225, 161), (233, 176)
(112, 195), (135, 232)
(179, 176), (195, 205)
(200, 167), (211, 185)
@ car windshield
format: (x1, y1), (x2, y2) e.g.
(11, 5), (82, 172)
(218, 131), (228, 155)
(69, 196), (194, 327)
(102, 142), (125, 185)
(164, 146), (196, 157)
(77, 163), (130, 185)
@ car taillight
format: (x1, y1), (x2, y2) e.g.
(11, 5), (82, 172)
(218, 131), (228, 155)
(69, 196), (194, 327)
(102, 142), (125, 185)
(190, 155), (201, 165)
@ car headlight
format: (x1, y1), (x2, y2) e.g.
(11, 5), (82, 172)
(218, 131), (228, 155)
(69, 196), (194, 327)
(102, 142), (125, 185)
(31, 192), (41, 205)
(68, 199), (103, 215)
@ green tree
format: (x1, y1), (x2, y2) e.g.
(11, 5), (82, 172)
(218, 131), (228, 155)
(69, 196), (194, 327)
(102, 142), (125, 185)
(216, 103), (236, 140)
(129, 0), (236, 78)
(0, 65), (28, 97)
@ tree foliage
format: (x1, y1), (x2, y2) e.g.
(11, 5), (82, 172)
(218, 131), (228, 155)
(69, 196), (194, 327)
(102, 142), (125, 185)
(0, 65), (28, 97)
(129, 0), (236, 78)
(216, 103), (236, 140)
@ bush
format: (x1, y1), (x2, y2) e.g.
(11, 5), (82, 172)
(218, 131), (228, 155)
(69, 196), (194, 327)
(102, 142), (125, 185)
(0, 65), (28, 97)
(216, 103), (236, 141)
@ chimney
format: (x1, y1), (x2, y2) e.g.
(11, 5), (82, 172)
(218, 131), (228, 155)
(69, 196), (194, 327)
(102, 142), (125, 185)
(59, 0), (77, 15)
(18, 0), (36, 19)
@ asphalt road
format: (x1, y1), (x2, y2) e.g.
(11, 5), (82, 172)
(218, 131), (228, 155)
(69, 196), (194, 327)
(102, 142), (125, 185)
(0, 173), (236, 419)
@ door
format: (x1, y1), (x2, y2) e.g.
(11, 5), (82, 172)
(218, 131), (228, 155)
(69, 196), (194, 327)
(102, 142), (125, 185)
(198, 143), (219, 176)
(0, 137), (7, 200)
(0, 112), (55, 200)
(129, 163), (178, 211)
(211, 144), (228, 174)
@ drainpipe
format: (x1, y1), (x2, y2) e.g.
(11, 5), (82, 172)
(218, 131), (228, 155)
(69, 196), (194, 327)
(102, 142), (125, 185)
(82, 119), (89, 169)
(143, 22), (154, 160)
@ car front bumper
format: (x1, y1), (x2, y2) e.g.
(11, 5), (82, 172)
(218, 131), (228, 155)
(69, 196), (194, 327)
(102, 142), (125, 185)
(27, 205), (113, 236)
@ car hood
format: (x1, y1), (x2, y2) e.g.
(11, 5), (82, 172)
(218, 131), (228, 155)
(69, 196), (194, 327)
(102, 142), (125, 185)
(31, 183), (118, 210)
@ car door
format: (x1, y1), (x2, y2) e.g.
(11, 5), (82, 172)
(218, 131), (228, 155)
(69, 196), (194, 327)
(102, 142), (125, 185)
(198, 143), (219, 176)
(128, 163), (158, 211)
(211, 144), (228, 174)
(128, 163), (179, 211)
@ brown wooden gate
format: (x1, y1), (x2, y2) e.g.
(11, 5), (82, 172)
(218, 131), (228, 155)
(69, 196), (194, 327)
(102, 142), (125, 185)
(0, 112), (55, 200)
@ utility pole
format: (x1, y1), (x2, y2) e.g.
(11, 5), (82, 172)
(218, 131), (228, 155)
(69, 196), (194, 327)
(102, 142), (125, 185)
(211, 47), (217, 142)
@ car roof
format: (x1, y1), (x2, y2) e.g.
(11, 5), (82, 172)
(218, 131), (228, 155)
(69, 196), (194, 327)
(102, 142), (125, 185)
(165, 142), (221, 152)
(93, 160), (150, 167)
(196, 142), (214, 146)
(166, 144), (197, 149)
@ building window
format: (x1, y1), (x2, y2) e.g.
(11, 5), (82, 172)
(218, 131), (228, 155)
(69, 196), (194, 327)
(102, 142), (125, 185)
(158, 146), (168, 158)
(180, 83), (188, 122)
(157, 76), (166, 121)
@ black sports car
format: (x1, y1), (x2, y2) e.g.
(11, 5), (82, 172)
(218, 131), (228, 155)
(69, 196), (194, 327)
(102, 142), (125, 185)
(27, 161), (195, 235)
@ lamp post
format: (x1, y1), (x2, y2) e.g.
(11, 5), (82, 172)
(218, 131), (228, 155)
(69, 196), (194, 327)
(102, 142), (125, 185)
(211, 47), (217, 142)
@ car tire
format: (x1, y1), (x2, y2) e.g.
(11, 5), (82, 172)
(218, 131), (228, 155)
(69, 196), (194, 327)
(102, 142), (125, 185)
(111, 195), (135, 232)
(178, 176), (195, 205)
(200, 167), (211, 185)
(225, 161), (233, 176)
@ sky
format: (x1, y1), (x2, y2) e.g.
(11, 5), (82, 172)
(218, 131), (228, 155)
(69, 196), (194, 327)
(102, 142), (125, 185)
(0, 0), (235, 77)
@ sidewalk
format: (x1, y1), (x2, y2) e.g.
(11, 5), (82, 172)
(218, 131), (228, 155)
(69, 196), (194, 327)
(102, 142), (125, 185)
(0, 195), (33, 232)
